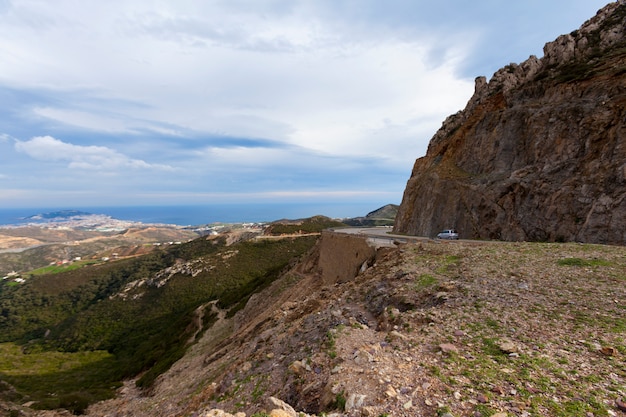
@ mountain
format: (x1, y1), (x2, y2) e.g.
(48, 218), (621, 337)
(342, 204), (399, 226)
(394, 1), (626, 245)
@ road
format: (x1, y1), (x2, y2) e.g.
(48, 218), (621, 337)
(329, 226), (435, 247)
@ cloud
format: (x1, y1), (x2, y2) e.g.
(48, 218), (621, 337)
(0, 0), (476, 156)
(32, 107), (137, 134)
(14, 136), (174, 171)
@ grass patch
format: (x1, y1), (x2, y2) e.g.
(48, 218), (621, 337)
(333, 391), (347, 411)
(325, 329), (338, 359)
(436, 255), (461, 274)
(0, 342), (119, 413)
(414, 273), (437, 290)
(28, 260), (102, 276)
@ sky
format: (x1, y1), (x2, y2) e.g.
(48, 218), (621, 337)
(0, 0), (612, 209)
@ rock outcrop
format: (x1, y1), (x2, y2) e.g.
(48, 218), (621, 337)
(394, 1), (626, 244)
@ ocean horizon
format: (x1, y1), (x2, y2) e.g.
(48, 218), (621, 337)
(0, 202), (394, 227)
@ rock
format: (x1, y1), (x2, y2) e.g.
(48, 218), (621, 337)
(269, 410), (293, 417)
(361, 406), (378, 417)
(476, 393), (489, 403)
(616, 397), (626, 412)
(385, 385), (398, 398)
(388, 330), (408, 341)
(288, 360), (307, 374)
(201, 410), (237, 417)
(600, 346), (616, 356)
(439, 343), (459, 354)
(268, 397), (297, 417)
(354, 347), (374, 364)
(497, 339), (518, 354)
(345, 393), (367, 410)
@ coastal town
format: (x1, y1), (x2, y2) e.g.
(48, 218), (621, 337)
(0, 210), (267, 284)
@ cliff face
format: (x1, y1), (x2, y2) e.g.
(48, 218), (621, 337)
(394, 1), (626, 244)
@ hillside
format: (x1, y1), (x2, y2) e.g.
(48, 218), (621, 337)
(0, 224), (322, 414)
(394, 1), (626, 244)
(46, 235), (626, 417)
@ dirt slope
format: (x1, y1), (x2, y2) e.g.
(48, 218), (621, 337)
(78, 238), (626, 417)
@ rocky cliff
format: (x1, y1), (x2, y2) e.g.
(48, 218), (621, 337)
(394, 1), (626, 244)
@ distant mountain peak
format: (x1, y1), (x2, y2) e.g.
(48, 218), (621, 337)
(343, 204), (399, 227)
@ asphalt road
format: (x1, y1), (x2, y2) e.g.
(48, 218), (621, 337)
(329, 226), (436, 247)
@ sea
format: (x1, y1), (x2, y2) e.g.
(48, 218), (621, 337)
(0, 202), (392, 227)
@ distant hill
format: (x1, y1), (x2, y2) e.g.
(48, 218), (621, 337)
(21, 210), (93, 221)
(264, 215), (347, 235)
(342, 204), (399, 226)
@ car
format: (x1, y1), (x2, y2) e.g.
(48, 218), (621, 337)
(436, 229), (459, 240)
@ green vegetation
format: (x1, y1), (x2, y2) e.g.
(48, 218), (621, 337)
(333, 391), (347, 411)
(414, 273), (437, 290)
(0, 232), (318, 412)
(265, 215), (346, 235)
(452, 343), (616, 417)
(29, 259), (102, 276)
(325, 329), (338, 359)
(0, 342), (120, 414)
(436, 254), (461, 274)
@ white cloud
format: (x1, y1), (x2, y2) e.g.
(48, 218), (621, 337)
(0, 0), (475, 161)
(32, 108), (135, 134)
(32, 106), (185, 137)
(14, 136), (174, 171)
(0, 133), (13, 142)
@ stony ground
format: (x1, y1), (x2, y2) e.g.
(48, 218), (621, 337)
(23, 239), (626, 417)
